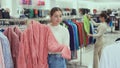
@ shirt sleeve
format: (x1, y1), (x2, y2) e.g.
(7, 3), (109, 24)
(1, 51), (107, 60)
(63, 28), (70, 49)
(92, 24), (106, 38)
(91, 19), (101, 26)
(47, 27), (71, 59)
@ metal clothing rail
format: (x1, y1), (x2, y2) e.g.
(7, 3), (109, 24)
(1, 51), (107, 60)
(0, 16), (82, 22)
(62, 16), (82, 20)
(0, 18), (50, 22)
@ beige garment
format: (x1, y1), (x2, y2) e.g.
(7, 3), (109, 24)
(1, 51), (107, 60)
(91, 20), (108, 68)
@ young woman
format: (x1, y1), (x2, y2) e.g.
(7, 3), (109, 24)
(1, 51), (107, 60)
(47, 7), (70, 68)
(88, 12), (109, 68)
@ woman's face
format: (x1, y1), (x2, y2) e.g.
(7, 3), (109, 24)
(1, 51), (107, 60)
(99, 16), (105, 22)
(51, 11), (62, 26)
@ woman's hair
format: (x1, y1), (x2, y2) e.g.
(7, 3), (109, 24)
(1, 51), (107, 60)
(99, 12), (111, 24)
(50, 7), (62, 16)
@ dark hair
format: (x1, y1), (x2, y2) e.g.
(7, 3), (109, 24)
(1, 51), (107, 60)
(99, 12), (111, 24)
(80, 8), (90, 15)
(50, 7), (62, 16)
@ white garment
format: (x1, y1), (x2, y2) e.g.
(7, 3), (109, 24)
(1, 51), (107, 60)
(0, 40), (5, 68)
(99, 41), (120, 68)
(48, 23), (70, 48)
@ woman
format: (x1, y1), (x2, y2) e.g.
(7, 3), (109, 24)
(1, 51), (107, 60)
(88, 12), (109, 68)
(47, 7), (70, 68)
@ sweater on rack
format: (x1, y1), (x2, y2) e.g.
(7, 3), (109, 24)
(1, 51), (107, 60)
(17, 20), (71, 68)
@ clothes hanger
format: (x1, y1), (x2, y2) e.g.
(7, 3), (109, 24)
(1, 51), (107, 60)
(115, 38), (120, 41)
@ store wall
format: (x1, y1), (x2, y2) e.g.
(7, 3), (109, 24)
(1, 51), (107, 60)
(1, 0), (120, 17)
(78, 1), (99, 14)
(96, 0), (120, 2)
(1, 0), (13, 14)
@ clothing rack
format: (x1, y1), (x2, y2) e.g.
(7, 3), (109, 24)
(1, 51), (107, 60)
(0, 17), (87, 68)
(69, 16), (87, 68)
(64, 16), (87, 68)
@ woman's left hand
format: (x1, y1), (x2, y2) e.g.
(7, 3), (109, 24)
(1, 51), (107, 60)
(88, 34), (93, 37)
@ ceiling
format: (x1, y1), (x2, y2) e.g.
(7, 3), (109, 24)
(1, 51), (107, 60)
(94, 0), (120, 2)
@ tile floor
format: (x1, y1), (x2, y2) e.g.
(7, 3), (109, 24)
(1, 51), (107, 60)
(67, 28), (120, 68)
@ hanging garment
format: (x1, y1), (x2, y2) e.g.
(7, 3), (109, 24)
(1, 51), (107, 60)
(109, 21), (113, 27)
(44, 10), (49, 17)
(26, 0), (29, 4)
(89, 22), (95, 44)
(99, 41), (120, 68)
(29, 9), (34, 18)
(72, 20), (84, 47)
(0, 32), (14, 68)
(60, 22), (68, 28)
(0, 9), (3, 19)
(38, 10), (42, 17)
(83, 15), (90, 46)
(21, 0), (25, 4)
(67, 20), (79, 50)
(71, 9), (77, 15)
(64, 20), (79, 59)
(63, 21), (75, 51)
(22, 0), (26, 4)
(4, 26), (22, 68)
(17, 20), (71, 68)
(115, 20), (119, 30)
(34, 9), (38, 18)
(25, 0), (31, 5)
(2, 11), (10, 19)
(0, 41), (5, 68)
(37, 0), (45, 6)
(83, 14), (90, 34)
(24, 9), (30, 18)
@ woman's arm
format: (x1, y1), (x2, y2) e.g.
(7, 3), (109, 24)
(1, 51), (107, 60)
(87, 14), (101, 26)
(88, 24), (106, 38)
(91, 19), (101, 26)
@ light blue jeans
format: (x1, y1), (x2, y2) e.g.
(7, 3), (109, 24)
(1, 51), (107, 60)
(48, 54), (66, 68)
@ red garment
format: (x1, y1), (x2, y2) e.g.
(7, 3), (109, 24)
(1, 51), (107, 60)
(37, 0), (45, 6)
(17, 20), (71, 68)
(34, 9), (38, 15)
(83, 25), (89, 47)
(73, 20), (84, 47)
(13, 27), (22, 41)
(73, 20), (89, 47)
(4, 26), (22, 68)
(25, 0), (29, 4)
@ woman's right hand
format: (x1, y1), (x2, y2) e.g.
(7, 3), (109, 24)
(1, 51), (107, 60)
(87, 15), (91, 20)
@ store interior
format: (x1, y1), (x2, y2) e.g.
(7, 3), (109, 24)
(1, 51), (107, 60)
(0, 0), (120, 17)
(0, 0), (120, 68)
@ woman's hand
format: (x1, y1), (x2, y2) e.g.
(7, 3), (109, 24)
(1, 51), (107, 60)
(87, 14), (91, 20)
(88, 34), (93, 37)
